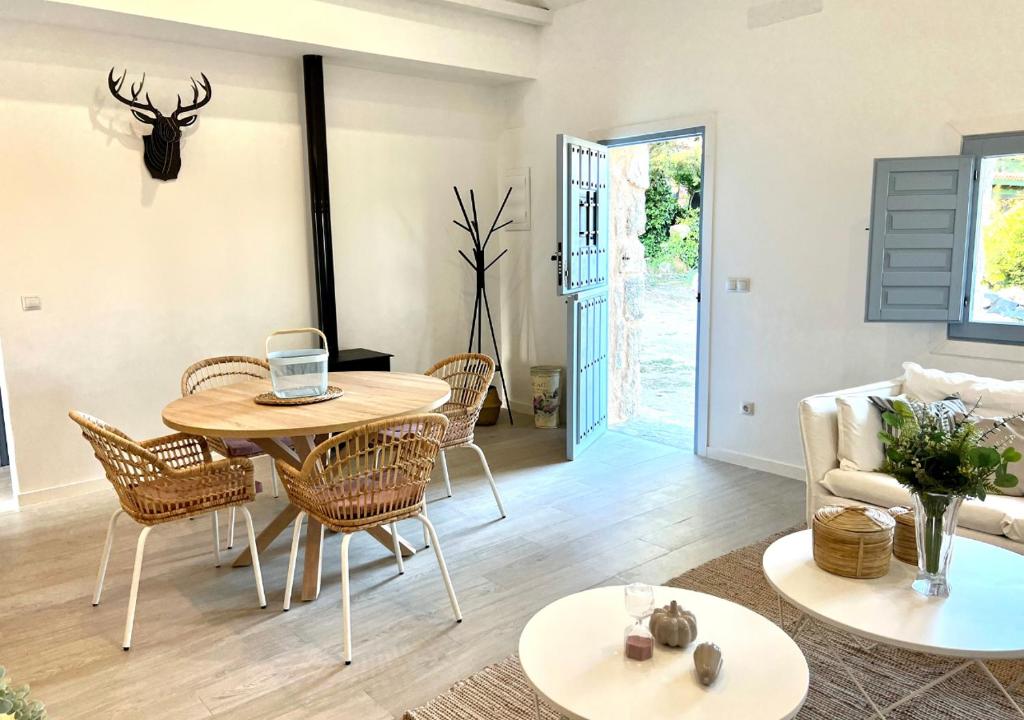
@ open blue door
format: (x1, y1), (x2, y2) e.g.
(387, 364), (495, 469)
(556, 134), (609, 460)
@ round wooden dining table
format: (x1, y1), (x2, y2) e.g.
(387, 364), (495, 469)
(162, 371), (451, 602)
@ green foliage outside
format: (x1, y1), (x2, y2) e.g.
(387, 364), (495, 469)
(639, 140), (702, 270)
(982, 197), (1024, 291)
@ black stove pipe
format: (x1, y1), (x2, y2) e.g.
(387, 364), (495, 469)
(301, 55), (339, 362)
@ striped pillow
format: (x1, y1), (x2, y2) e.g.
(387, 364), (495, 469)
(869, 395), (967, 435)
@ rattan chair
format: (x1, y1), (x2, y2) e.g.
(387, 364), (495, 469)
(425, 353), (506, 519)
(181, 355), (284, 549)
(276, 413), (462, 664)
(70, 411), (266, 650)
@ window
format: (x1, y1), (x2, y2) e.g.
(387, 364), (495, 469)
(864, 133), (1024, 344)
(949, 132), (1024, 344)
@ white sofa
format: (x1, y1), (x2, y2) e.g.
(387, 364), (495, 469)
(799, 366), (1024, 555)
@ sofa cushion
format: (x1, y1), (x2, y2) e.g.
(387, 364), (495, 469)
(903, 362), (1024, 418)
(836, 395), (891, 472)
(821, 469), (1024, 542)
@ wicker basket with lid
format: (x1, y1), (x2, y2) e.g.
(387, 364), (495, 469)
(812, 505), (895, 579)
(888, 505), (917, 564)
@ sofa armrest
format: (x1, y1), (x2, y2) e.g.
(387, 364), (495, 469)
(799, 377), (904, 524)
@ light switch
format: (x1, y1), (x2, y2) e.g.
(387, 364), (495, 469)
(21, 296), (42, 311)
(727, 278), (751, 293)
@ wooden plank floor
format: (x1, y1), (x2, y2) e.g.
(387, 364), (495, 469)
(0, 418), (805, 719)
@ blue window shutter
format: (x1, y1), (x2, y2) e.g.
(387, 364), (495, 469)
(866, 156), (974, 322)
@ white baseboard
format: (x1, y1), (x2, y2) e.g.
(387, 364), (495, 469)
(509, 399), (533, 417)
(17, 477), (109, 507)
(705, 447), (805, 482)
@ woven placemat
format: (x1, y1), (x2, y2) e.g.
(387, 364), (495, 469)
(253, 385), (343, 406)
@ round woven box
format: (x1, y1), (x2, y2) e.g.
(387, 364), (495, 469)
(812, 505), (895, 579)
(888, 505), (917, 564)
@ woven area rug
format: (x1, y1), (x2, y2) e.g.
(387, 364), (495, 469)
(405, 530), (1024, 719)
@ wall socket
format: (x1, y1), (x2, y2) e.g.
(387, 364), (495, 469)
(741, 401), (756, 415)
(20, 296), (42, 311)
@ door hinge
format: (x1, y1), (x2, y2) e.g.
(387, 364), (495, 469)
(696, 291), (701, 303)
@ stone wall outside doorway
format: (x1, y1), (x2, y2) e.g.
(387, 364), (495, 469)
(608, 145), (649, 424)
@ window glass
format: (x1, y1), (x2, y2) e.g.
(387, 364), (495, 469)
(967, 154), (1024, 326)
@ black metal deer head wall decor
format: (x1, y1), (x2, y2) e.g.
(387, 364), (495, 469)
(107, 68), (212, 181)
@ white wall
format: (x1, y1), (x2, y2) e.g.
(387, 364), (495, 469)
(324, 65), (505, 374)
(0, 20), (503, 501)
(500, 0), (1024, 474)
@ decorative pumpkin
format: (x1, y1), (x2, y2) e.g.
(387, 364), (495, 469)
(648, 600), (697, 648)
(694, 642), (723, 686)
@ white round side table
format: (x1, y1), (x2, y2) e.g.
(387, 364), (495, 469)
(763, 529), (1024, 718)
(518, 585), (808, 720)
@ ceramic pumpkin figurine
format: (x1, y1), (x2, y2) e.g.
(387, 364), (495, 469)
(648, 600), (697, 648)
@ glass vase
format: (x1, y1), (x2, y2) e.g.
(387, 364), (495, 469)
(912, 491), (964, 598)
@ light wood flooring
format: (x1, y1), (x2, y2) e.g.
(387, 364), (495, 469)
(0, 418), (805, 719)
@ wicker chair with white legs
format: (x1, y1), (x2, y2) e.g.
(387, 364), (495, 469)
(69, 411), (266, 651)
(425, 353), (506, 523)
(277, 414), (462, 665)
(182, 355), (285, 549)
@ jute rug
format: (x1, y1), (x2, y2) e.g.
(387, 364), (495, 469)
(405, 530), (1024, 719)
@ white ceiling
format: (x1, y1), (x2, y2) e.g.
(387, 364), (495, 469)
(512, 0), (589, 9)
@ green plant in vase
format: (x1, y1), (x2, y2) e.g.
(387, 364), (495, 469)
(878, 400), (1020, 597)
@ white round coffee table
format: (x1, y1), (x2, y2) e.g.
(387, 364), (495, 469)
(518, 585), (808, 720)
(763, 530), (1024, 717)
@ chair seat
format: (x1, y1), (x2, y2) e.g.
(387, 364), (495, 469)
(290, 470), (423, 532)
(131, 475), (256, 524)
(222, 437), (295, 458)
(222, 438), (264, 457)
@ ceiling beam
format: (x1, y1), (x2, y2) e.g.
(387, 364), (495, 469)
(422, 0), (552, 26)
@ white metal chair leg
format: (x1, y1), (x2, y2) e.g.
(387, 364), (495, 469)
(416, 513), (462, 622)
(283, 511), (306, 611)
(239, 506), (267, 609)
(467, 443), (506, 518)
(439, 449), (452, 498)
(316, 523), (326, 599)
(390, 522), (405, 575)
(93, 508), (123, 606)
(341, 532), (354, 665)
(122, 525), (153, 651)
(211, 511), (222, 567)
(227, 507), (236, 549)
(271, 461), (280, 498)
(421, 499), (430, 548)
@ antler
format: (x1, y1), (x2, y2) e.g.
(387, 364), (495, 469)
(107, 68), (158, 120)
(173, 73), (212, 120)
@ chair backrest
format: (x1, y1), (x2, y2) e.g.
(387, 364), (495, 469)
(425, 353), (495, 414)
(181, 355), (270, 397)
(278, 413), (449, 532)
(68, 410), (166, 521)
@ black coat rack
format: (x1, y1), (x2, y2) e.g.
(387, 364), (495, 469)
(453, 186), (514, 424)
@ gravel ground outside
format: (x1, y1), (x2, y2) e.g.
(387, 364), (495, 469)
(610, 269), (698, 450)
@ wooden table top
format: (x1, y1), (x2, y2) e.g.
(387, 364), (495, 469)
(162, 371), (451, 439)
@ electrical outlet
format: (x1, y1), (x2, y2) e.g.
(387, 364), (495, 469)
(741, 402), (755, 416)
(20, 296), (42, 311)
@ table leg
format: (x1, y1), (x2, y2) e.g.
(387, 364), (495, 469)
(367, 525), (417, 558)
(232, 504), (300, 568)
(776, 595), (1020, 719)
